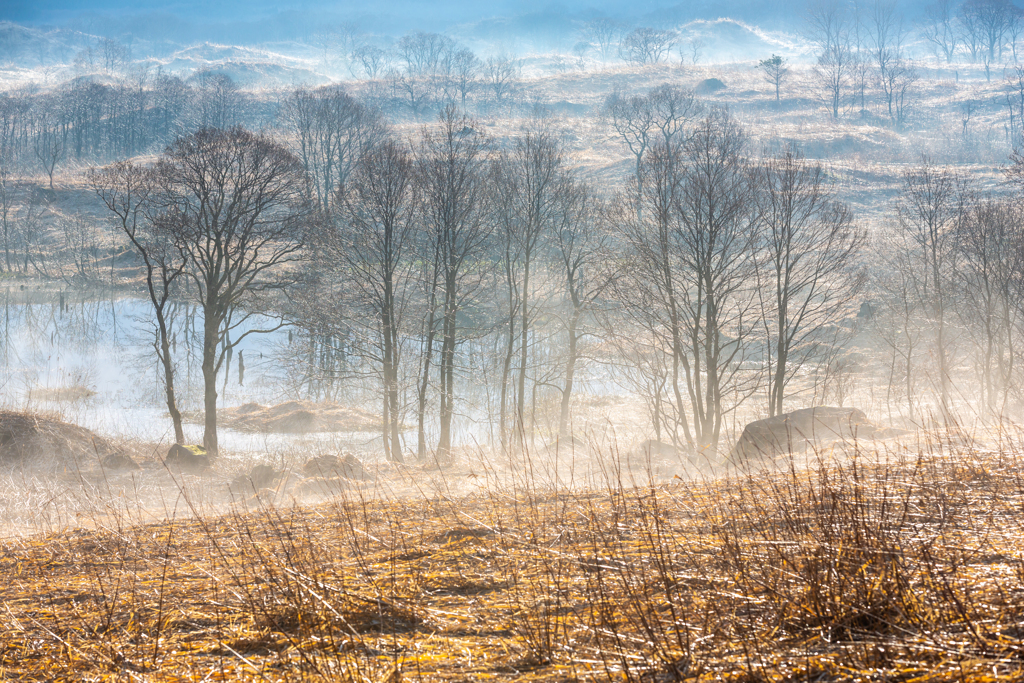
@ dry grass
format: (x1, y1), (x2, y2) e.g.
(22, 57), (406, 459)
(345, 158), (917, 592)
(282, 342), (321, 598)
(2, 429), (1024, 681)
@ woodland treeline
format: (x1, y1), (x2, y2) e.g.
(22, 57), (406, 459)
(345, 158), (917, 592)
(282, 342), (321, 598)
(50, 91), (1024, 464)
(1, 4), (1024, 460)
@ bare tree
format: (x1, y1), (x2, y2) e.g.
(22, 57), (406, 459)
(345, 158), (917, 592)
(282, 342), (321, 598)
(444, 48), (479, 111)
(582, 18), (625, 61)
(647, 84), (702, 147)
(806, 0), (852, 53)
(815, 40), (854, 119)
(554, 183), (614, 438)
(397, 32), (456, 78)
(418, 107), (492, 459)
(33, 115), (64, 191)
(672, 110), (761, 458)
(491, 127), (573, 448)
(896, 159), (969, 420)
(189, 70), (238, 130)
(484, 55), (520, 104)
(0, 159), (17, 272)
(754, 148), (865, 417)
(330, 140), (417, 463)
(282, 86), (386, 213)
(605, 91), (655, 184)
(607, 86), (701, 216)
(922, 0), (962, 63)
(157, 127), (310, 456)
(1008, 5), (1024, 62)
(352, 44), (390, 79)
(759, 54), (789, 102)
(92, 160), (188, 444)
(956, 196), (1024, 415)
(619, 27), (676, 65)
(617, 110), (760, 460)
(868, 0), (914, 122)
(960, 0), (1015, 63)
(614, 141), (690, 449)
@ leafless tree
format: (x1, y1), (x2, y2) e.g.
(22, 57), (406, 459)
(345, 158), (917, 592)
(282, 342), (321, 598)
(960, 0), (1015, 63)
(1009, 6), (1024, 62)
(922, 0), (962, 63)
(614, 141), (689, 448)
(33, 114), (64, 191)
(956, 196), (1024, 415)
(582, 18), (625, 61)
(99, 38), (130, 74)
(754, 148), (864, 417)
(282, 86), (386, 214)
(417, 107), (492, 459)
(554, 183), (614, 438)
(617, 110), (760, 459)
(619, 27), (676, 65)
(484, 55), (520, 104)
(444, 48), (479, 110)
(0, 157), (18, 273)
(1007, 66), (1024, 140)
(352, 44), (390, 79)
(92, 160), (187, 443)
(397, 32), (456, 78)
(329, 140), (418, 463)
(815, 40), (854, 119)
(671, 111), (761, 457)
(605, 91), (655, 184)
(157, 127), (310, 456)
(490, 127), (574, 448)
(806, 0), (852, 53)
(868, 0), (914, 122)
(896, 159), (969, 420)
(282, 86), (385, 214)
(606, 86), (701, 215)
(881, 58), (918, 123)
(647, 84), (702, 147)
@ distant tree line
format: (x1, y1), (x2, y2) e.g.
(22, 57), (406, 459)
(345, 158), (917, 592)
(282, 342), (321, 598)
(0, 57), (1021, 461)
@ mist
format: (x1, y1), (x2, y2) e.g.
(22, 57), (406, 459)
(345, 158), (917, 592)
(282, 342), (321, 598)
(2, 0), (1024, 678)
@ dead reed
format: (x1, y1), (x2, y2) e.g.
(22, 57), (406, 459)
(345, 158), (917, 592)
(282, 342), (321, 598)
(2, 428), (1023, 681)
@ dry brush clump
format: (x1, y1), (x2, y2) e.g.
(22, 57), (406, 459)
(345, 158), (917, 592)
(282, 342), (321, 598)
(2, 432), (1024, 680)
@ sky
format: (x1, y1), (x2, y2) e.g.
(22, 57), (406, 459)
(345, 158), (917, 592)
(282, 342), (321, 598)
(0, 0), (798, 29)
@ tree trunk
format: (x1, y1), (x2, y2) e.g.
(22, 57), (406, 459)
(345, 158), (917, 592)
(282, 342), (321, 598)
(437, 295), (457, 458)
(417, 292), (437, 460)
(157, 311), (184, 444)
(515, 255), (530, 448)
(202, 310), (219, 456)
(558, 312), (578, 438)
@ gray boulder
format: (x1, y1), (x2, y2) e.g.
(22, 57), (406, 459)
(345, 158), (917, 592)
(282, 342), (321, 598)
(729, 407), (876, 463)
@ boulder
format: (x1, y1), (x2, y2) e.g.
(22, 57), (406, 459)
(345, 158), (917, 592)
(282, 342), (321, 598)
(165, 444), (210, 471)
(302, 453), (367, 480)
(0, 411), (119, 465)
(730, 407), (877, 463)
(248, 463), (279, 489)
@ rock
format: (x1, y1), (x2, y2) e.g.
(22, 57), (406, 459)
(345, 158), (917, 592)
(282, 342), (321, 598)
(729, 407), (877, 463)
(101, 452), (140, 471)
(0, 411), (119, 465)
(248, 463), (279, 489)
(165, 443), (210, 471)
(302, 453), (367, 480)
(695, 77), (726, 94)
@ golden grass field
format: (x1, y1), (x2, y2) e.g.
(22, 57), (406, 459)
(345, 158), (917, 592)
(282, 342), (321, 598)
(3, 425), (1023, 681)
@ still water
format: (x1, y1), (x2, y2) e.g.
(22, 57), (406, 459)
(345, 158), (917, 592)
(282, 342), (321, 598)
(0, 284), (341, 456)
